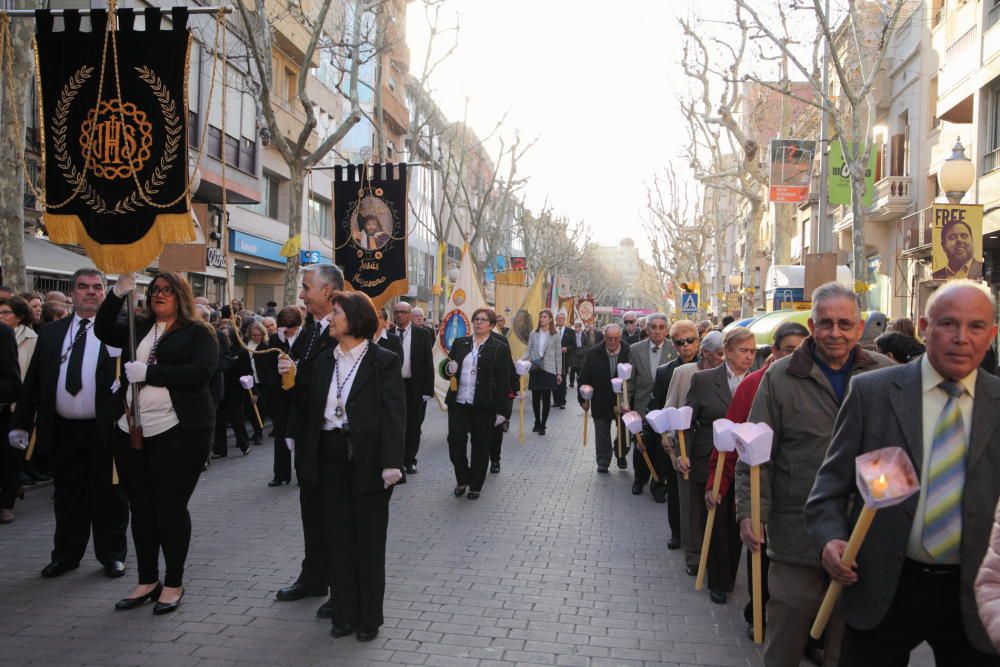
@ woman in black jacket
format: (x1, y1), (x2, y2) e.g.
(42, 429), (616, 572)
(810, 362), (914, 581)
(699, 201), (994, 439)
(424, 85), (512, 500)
(303, 291), (404, 642)
(443, 308), (512, 499)
(212, 324), (251, 457)
(94, 272), (218, 615)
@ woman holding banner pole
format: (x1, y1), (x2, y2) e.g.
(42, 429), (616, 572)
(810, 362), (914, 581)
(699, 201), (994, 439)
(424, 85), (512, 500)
(95, 272), (218, 615)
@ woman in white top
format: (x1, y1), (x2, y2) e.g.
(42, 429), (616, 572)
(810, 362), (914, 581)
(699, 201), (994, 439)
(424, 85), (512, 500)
(95, 272), (219, 616)
(523, 309), (562, 436)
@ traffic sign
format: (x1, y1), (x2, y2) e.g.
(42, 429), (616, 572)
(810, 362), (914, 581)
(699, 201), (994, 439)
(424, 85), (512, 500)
(681, 292), (699, 314)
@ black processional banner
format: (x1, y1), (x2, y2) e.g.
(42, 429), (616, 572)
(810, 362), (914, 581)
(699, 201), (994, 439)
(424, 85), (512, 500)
(333, 163), (408, 308)
(36, 8), (194, 273)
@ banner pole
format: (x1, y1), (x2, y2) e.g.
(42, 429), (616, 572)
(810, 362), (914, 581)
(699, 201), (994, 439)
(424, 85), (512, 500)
(127, 291), (142, 436)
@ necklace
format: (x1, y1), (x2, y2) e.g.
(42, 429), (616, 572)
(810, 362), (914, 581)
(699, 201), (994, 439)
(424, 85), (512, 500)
(59, 318), (90, 363)
(147, 323), (163, 365)
(333, 341), (368, 419)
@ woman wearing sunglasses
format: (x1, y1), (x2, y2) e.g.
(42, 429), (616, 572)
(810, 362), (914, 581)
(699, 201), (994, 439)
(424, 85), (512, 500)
(94, 272), (218, 615)
(443, 308), (513, 499)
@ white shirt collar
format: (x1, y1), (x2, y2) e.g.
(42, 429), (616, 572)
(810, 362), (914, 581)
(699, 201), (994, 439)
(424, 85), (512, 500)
(921, 354), (977, 398)
(335, 341), (367, 363)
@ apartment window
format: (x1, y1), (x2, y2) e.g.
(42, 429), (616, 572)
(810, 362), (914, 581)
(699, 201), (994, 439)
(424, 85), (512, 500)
(308, 195), (331, 238)
(242, 174), (281, 219)
(932, 0), (945, 27)
(929, 77), (940, 131)
(989, 0), (1000, 30)
(986, 85), (1000, 173)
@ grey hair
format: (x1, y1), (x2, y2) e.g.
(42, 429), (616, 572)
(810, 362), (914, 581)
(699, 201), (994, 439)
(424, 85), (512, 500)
(412, 306), (425, 317)
(811, 282), (859, 320)
(195, 304), (212, 321)
(303, 264), (344, 291)
(623, 311), (637, 320)
(925, 279), (996, 321)
(603, 323), (621, 336)
(646, 312), (668, 327)
(700, 330), (725, 352)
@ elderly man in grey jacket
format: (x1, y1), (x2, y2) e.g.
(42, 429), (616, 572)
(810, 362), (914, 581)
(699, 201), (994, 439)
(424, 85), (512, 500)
(735, 283), (892, 666)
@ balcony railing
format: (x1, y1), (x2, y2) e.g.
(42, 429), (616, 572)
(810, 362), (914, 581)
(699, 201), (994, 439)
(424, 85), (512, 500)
(985, 146), (1000, 174)
(900, 207), (933, 255)
(870, 175), (913, 222)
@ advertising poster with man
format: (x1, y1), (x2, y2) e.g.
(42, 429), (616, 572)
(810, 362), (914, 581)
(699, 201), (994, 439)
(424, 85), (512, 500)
(931, 204), (984, 281)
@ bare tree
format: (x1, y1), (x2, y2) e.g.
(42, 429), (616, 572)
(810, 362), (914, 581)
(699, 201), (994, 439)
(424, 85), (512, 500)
(235, 0), (382, 304)
(0, 1), (41, 293)
(734, 0), (906, 306)
(517, 202), (588, 278)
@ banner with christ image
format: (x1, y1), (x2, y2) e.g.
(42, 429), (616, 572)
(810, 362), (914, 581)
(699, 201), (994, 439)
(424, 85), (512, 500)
(333, 163), (409, 307)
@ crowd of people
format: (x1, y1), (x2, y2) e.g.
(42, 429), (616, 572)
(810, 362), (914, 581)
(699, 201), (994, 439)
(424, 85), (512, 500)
(5, 266), (1000, 665)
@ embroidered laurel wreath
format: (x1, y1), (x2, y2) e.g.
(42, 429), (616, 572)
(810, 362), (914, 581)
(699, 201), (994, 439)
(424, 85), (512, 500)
(51, 65), (181, 214)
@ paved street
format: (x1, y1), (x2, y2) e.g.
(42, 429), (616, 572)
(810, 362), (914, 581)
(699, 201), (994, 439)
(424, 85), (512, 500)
(0, 400), (929, 666)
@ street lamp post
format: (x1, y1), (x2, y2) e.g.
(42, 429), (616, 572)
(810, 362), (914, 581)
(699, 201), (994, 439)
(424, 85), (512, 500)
(937, 139), (975, 205)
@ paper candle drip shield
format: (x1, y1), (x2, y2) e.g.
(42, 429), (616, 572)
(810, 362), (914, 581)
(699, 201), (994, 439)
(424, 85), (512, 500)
(854, 446), (920, 509)
(622, 411), (644, 435)
(732, 422), (774, 467)
(611, 378), (623, 394)
(645, 405), (693, 433)
(239, 375), (255, 390)
(713, 418), (738, 452)
(578, 384), (594, 400)
(616, 363), (633, 381)
(514, 359), (532, 376)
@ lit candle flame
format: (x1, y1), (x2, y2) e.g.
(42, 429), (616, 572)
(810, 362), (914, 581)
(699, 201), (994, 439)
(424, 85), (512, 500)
(871, 474), (888, 499)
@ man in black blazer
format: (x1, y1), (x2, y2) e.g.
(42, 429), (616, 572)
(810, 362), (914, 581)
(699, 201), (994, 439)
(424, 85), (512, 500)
(9, 269), (129, 579)
(488, 329), (517, 473)
(553, 312), (576, 409)
(275, 264), (342, 617)
(388, 301), (434, 475)
(577, 324), (630, 473)
(807, 282), (1000, 663)
(375, 308), (403, 359)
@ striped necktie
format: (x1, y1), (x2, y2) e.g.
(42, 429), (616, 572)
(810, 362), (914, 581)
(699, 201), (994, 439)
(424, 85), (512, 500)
(922, 380), (967, 561)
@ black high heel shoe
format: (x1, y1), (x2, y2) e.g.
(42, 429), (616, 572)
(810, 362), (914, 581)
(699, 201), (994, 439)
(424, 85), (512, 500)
(153, 587), (184, 615)
(115, 583), (163, 611)
(453, 486), (467, 497)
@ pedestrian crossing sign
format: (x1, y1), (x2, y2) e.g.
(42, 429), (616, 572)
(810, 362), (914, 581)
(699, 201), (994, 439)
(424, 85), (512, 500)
(681, 292), (698, 314)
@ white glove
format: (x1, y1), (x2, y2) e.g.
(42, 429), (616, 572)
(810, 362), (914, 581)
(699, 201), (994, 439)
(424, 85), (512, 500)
(494, 414), (506, 427)
(110, 379), (121, 394)
(285, 437), (294, 452)
(446, 360), (459, 375)
(113, 272), (137, 297)
(124, 361), (148, 383)
(8, 429), (29, 450)
(239, 375), (255, 390)
(277, 355), (296, 375)
(382, 468), (403, 488)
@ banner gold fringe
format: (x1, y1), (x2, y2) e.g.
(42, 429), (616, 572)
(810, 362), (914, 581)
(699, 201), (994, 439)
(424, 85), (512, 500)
(45, 211), (194, 273)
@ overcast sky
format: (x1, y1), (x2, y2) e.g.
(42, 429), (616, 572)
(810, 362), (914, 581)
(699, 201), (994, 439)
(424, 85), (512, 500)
(406, 0), (694, 256)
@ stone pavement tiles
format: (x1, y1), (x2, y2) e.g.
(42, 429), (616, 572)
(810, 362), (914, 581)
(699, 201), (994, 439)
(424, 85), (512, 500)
(1, 397), (841, 667)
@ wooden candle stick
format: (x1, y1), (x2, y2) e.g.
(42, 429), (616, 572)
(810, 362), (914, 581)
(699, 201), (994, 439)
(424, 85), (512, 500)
(750, 465), (763, 644)
(809, 447), (919, 640)
(622, 411), (656, 481)
(25, 429), (36, 461)
(677, 430), (689, 481)
(579, 385), (594, 448)
(695, 453), (728, 592)
(636, 434), (658, 482)
(248, 389), (264, 430)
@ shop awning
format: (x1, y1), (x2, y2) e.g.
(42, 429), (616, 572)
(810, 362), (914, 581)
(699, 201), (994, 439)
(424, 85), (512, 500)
(23, 235), (150, 283)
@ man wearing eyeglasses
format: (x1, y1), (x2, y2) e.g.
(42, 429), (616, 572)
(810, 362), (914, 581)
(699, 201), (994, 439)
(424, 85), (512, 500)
(9, 269), (129, 579)
(648, 320), (702, 550)
(388, 301), (434, 476)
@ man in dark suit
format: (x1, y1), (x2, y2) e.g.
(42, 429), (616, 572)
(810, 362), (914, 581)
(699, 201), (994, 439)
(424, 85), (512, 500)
(553, 312), (576, 409)
(275, 265), (342, 617)
(488, 329), (517, 474)
(375, 308), (402, 359)
(9, 269), (128, 578)
(259, 306), (303, 487)
(388, 301), (434, 475)
(627, 313), (675, 498)
(807, 281), (1000, 663)
(578, 324), (630, 473)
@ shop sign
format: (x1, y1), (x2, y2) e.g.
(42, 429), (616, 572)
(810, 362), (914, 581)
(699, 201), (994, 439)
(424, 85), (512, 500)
(207, 247), (226, 269)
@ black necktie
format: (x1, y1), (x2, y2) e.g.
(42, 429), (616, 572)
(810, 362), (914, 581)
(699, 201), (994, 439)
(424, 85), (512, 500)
(65, 318), (90, 396)
(399, 328), (407, 364)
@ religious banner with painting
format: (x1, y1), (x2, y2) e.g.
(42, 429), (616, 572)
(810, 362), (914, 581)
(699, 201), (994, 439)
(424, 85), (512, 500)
(36, 7), (195, 273)
(333, 163), (408, 307)
(576, 297), (596, 326)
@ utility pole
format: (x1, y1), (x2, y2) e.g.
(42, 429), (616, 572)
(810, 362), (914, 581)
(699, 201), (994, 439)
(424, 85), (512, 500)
(816, 0), (832, 254)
